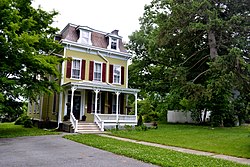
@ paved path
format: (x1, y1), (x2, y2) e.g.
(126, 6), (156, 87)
(0, 135), (158, 167)
(99, 134), (250, 165)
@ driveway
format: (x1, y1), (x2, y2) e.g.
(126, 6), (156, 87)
(0, 135), (157, 167)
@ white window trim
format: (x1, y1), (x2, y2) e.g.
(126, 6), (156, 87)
(77, 29), (92, 45)
(71, 58), (82, 80)
(112, 94), (120, 114)
(91, 92), (101, 113)
(108, 37), (120, 51)
(93, 61), (102, 82)
(113, 65), (121, 85)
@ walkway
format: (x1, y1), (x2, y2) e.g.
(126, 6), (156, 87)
(0, 135), (157, 167)
(99, 134), (250, 165)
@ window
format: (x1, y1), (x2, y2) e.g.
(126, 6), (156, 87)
(81, 31), (90, 44)
(34, 97), (40, 114)
(112, 94), (120, 114)
(92, 93), (101, 113)
(113, 65), (121, 84)
(72, 59), (81, 79)
(94, 62), (102, 81)
(111, 38), (117, 50)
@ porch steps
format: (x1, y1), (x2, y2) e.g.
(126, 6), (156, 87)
(77, 122), (102, 133)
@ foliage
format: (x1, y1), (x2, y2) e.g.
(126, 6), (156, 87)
(137, 114), (143, 126)
(23, 118), (32, 128)
(14, 113), (30, 125)
(0, 0), (63, 118)
(111, 124), (250, 158)
(128, 0), (250, 126)
(0, 122), (60, 138)
(64, 134), (248, 167)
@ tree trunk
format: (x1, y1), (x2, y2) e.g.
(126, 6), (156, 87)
(208, 30), (218, 59)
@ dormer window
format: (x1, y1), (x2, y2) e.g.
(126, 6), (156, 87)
(111, 38), (118, 50)
(77, 29), (92, 45)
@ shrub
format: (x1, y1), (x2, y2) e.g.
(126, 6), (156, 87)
(15, 115), (31, 125)
(135, 125), (148, 131)
(23, 119), (33, 128)
(137, 115), (143, 126)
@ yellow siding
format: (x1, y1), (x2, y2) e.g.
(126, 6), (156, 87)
(64, 49), (127, 88)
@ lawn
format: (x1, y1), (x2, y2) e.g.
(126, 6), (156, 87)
(64, 134), (249, 167)
(0, 122), (60, 138)
(111, 124), (250, 158)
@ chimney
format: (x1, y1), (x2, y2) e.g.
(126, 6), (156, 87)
(111, 30), (119, 35)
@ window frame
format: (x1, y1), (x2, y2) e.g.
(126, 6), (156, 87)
(113, 65), (121, 84)
(112, 94), (120, 114)
(71, 58), (81, 80)
(92, 92), (101, 113)
(93, 61), (102, 82)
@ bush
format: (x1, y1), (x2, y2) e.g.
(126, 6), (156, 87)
(23, 119), (33, 128)
(137, 115), (143, 126)
(15, 115), (32, 128)
(135, 125), (148, 131)
(15, 115), (30, 125)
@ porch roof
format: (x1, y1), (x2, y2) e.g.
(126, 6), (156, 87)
(63, 82), (140, 94)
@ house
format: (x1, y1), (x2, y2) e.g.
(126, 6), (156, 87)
(28, 23), (139, 132)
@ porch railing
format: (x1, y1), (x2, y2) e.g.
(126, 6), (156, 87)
(94, 114), (104, 131)
(98, 114), (137, 123)
(70, 112), (78, 133)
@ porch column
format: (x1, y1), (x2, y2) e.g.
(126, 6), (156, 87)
(58, 92), (63, 125)
(64, 90), (68, 116)
(134, 93), (138, 120)
(94, 89), (100, 115)
(70, 87), (77, 115)
(116, 92), (120, 123)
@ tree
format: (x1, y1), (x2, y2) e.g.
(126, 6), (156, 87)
(128, 0), (250, 126)
(0, 0), (63, 120)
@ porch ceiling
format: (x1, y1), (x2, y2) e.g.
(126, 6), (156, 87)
(63, 82), (139, 94)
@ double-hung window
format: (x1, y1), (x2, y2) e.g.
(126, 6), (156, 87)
(94, 62), (102, 81)
(111, 38), (117, 50)
(82, 31), (90, 44)
(72, 59), (81, 79)
(113, 65), (121, 84)
(112, 94), (119, 114)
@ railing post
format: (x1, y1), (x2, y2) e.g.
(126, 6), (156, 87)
(75, 120), (78, 133)
(101, 121), (104, 131)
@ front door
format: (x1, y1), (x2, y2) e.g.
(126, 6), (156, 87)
(67, 95), (81, 120)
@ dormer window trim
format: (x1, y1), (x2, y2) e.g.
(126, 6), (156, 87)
(108, 37), (120, 51)
(77, 29), (92, 45)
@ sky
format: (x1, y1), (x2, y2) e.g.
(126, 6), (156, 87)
(32, 0), (152, 42)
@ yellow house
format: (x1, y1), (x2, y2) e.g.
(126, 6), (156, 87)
(28, 23), (139, 132)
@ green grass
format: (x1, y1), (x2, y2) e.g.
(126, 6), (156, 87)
(111, 124), (250, 158)
(64, 134), (249, 167)
(0, 122), (60, 138)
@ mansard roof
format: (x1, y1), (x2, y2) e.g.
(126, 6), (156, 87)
(56, 23), (127, 53)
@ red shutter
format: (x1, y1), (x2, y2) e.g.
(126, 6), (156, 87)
(66, 58), (72, 78)
(81, 59), (86, 80)
(121, 66), (124, 85)
(102, 63), (106, 82)
(109, 64), (113, 83)
(108, 93), (112, 114)
(89, 61), (94, 81)
(120, 94), (124, 114)
(87, 91), (92, 113)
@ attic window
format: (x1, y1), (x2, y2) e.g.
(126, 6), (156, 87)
(77, 30), (92, 45)
(111, 38), (118, 50)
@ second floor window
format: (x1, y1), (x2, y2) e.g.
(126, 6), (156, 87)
(72, 59), (81, 79)
(113, 65), (121, 84)
(94, 62), (102, 81)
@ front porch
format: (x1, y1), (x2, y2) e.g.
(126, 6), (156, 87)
(60, 82), (139, 132)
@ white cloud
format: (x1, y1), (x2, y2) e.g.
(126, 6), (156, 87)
(32, 0), (151, 42)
